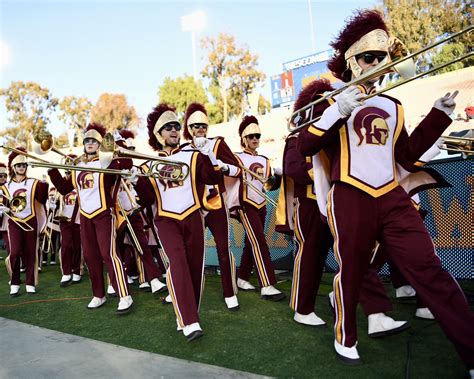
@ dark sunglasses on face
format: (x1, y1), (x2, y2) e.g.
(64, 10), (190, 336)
(0, 174), (7, 178)
(357, 52), (387, 64)
(15, 163), (28, 168)
(162, 123), (182, 132)
(191, 123), (208, 130)
(83, 138), (99, 145)
(246, 134), (261, 140)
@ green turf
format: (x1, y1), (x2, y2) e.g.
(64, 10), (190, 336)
(0, 249), (471, 378)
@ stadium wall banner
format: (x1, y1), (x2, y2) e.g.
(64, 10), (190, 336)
(204, 157), (473, 279)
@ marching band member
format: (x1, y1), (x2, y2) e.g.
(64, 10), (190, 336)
(234, 116), (285, 301)
(297, 9), (474, 367)
(276, 80), (335, 326)
(133, 103), (222, 341)
(114, 129), (166, 295)
(42, 187), (60, 266)
(48, 123), (134, 314)
(1, 147), (48, 296)
(0, 163), (9, 258)
(182, 103), (241, 311)
(57, 154), (82, 287)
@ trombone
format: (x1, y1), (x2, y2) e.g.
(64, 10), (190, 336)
(238, 166), (278, 207)
(0, 193), (34, 232)
(288, 26), (473, 132)
(116, 180), (144, 256)
(242, 177), (278, 207)
(439, 130), (474, 158)
(33, 130), (74, 163)
(99, 132), (189, 182)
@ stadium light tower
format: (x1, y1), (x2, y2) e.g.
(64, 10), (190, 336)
(181, 10), (207, 81)
(308, 0), (316, 52)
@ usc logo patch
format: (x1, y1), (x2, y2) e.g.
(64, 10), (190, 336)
(353, 107), (390, 146)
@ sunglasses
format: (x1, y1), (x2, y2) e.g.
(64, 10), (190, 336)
(0, 174), (7, 179)
(357, 52), (387, 64)
(162, 123), (182, 132)
(246, 134), (261, 140)
(83, 138), (99, 145)
(190, 123), (208, 130)
(15, 163), (28, 168)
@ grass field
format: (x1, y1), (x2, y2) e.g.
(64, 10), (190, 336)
(0, 249), (471, 378)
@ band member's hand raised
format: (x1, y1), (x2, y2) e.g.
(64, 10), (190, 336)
(194, 137), (211, 155)
(433, 91), (459, 116)
(337, 86), (366, 117)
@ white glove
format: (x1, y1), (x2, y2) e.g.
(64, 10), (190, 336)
(49, 202), (57, 210)
(216, 159), (229, 172)
(122, 167), (139, 185)
(337, 86), (366, 117)
(194, 137), (211, 155)
(41, 174), (47, 183)
(273, 167), (283, 176)
(113, 130), (123, 141)
(433, 91), (458, 116)
(0, 205), (9, 216)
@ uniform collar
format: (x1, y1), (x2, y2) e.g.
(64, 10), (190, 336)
(243, 148), (258, 156)
(356, 84), (377, 95)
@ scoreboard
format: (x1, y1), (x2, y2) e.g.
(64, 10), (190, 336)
(270, 49), (337, 108)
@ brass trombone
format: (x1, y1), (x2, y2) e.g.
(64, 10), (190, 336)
(242, 177), (278, 207)
(0, 193), (34, 232)
(288, 26), (473, 132)
(99, 132), (189, 182)
(33, 130), (74, 163)
(439, 130), (474, 158)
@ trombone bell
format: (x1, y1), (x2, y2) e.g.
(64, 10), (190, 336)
(389, 36), (416, 80)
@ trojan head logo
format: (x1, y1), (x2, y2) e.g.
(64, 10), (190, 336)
(64, 192), (77, 205)
(353, 107), (390, 146)
(248, 162), (264, 181)
(12, 188), (27, 199)
(158, 164), (184, 191)
(77, 171), (95, 190)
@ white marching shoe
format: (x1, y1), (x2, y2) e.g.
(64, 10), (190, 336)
(328, 291), (335, 309)
(334, 340), (361, 364)
(294, 312), (326, 327)
(237, 278), (256, 291)
(127, 276), (134, 285)
(395, 285), (416, 298)
(87, 297), (106, 309)
(183, 322), (203, 342)
(415, 307), (435, 320)
(60, 275), (72, 287)
(162, 294), (173, 305)
(72, 274), (82, 283)
(368, 313), (409, 337)
(261, 285), (286, 301)
(25, 285), (36, 294)
(150, 278), (167, 294)
(10, 285), (20, 297)
(176, 318), (183, 332)
(224, 295), (240, 311)
(139, 282), (151, 291)
(107, 285), (117, 297)
(117, 295), (133, 314)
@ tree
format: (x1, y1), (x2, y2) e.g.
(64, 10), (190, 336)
(378, 0), (471, 73)
(201, 33), (266, 122)
(58, 96), (93, 146)
(0, 81), (58, 148)
(90, 93), (139, 132)
(157, 75), (208, 117)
